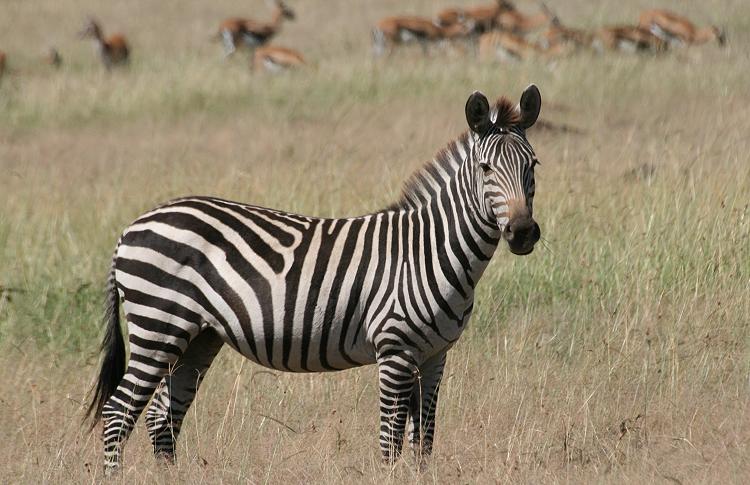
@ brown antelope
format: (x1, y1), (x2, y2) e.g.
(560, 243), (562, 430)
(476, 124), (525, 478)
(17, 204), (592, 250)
(593, 26), (668, 53)
(372, 16), (471, 56)
(47, 47), (63, 68)
(218, 0), (295, 58)
(638, 9), (725, 47)
(478, 30), (566, 62)
(252, 45), (305, 72)
(496, 1), (554, 35)
(0, 51), (6, 82)
(540, 16), (594, 51)
(79, 18), (130, 70)
(436, 0), (514, 34)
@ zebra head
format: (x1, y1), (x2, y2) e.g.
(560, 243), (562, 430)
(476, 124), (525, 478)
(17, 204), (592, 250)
(465, 85), (542, 255)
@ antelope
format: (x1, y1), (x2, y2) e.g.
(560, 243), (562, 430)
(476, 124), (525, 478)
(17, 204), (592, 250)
(0, 51), (6, 82)
(436, 0), (515, 34)
(372, 16), (472, 56)
(496, 1), (554, 35)
(638, 9), (725, 47)
(478, 30), (566, 62)
(79, 18), (130, 70)
(47, 48), (63, 68)
(540, 16), (594, 51)
(593, 26), (668, 53)
(252, 45), (305, 72)
(218, 0), (295, 58)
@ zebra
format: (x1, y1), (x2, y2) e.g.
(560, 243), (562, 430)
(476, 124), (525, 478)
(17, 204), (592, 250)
(85, 85), (543, 473)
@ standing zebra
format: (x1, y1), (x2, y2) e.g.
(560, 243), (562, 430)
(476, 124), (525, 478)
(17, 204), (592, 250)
(86, 85), (543, 473)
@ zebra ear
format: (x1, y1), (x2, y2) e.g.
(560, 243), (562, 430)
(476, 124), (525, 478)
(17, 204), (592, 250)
(465, 91), (492, 136)
(518, 84), (541, 130)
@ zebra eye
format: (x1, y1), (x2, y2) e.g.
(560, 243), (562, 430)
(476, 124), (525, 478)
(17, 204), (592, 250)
(480, 162), (492, 173)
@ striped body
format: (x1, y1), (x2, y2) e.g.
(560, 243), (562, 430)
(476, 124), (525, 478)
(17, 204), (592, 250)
(116, 194), (486, 372)
(87, 86), (544, 473)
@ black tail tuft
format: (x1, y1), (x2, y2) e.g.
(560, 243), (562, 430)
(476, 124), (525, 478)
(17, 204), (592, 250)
(84, 259), (126, 430)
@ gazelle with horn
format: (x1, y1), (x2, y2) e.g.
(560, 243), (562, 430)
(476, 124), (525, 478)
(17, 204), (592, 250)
(539, 15), (594, 51)
(638, 9), (725, 47)
(437, 0), (517, 34)
(218, 0), (296, 58)
(372, 16), (472, 57)
(495, 1), (554, 35)
(593, 25), (668, 53)
(79, 18), (130, 70)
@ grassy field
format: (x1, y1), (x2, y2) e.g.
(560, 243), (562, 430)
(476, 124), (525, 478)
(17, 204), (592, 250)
(1, 0), (749, 482)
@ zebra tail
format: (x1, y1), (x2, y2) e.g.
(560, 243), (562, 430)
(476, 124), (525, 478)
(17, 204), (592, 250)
(84, 249), (126, 430)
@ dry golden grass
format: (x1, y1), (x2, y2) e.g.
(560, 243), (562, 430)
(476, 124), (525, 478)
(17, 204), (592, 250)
(1, 0), (749, 483)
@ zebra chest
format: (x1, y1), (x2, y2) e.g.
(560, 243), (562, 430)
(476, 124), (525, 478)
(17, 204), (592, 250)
(368, 290), (473, 362)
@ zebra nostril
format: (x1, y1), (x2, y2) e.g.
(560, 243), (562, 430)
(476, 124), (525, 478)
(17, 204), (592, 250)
(506, 218), (536, 242)
(503, 224), (514, 240)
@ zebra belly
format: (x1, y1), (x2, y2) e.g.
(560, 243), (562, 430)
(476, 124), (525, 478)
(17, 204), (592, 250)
(225, 290), (377, 373)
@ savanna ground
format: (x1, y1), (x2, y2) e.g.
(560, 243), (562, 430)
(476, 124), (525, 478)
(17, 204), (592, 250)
(1, 0), (749, 483)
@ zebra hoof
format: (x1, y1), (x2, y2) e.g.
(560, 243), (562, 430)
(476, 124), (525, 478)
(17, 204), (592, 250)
(154, 450), (176, 465)
(381, 450), (406, 469)
(103, 463), (121, 477)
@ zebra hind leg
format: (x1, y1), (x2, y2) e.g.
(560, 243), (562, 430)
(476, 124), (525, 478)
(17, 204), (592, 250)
(100, 310), (200, 474)
(145, 328), (224, 463)
(407, 352), (447, 465)
(101, 359), (173, 474)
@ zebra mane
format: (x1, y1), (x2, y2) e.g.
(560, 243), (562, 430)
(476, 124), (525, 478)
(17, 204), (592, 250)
(492, 96), (521, 127)
(387, 97), (518, 211)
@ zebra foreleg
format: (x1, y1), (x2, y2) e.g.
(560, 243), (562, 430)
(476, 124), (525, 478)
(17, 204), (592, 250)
(145, 328), (224, 463)
(377, 354), (417, 463)
(407, 351), (447, 460)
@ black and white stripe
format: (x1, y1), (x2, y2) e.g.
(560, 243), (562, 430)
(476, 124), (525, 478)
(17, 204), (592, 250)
(86, 85), (543, 472)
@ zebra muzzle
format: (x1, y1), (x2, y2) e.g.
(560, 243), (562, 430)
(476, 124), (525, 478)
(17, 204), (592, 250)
(503, 216), (540, 255)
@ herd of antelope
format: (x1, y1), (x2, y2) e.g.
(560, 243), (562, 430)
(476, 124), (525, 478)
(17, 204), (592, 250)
(375, 1), (725, 61)
(0, 0), (303, 80)
(0, 1), (727, 84)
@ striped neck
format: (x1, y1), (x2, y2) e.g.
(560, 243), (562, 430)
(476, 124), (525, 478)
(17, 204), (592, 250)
(385, 134), (502, 300)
